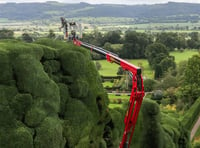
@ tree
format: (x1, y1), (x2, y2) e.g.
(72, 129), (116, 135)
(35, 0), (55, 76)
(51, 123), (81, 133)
(159, 56), (176, 72)
(143, 79), (157, 92)
(120, 31), (152, 59)
(187, 32), (200, 49)
(184, 55), (200, 86)
(156, 32), (179, 51)
(22, 33), (33, 43)
(103, 30), (121, 44)
(0, 29), (14, 39)
(145, 43), (169, 69)
(145, 43), (175, 79)
(103, 42), (114, 52)
(179, 54), (200, 105)
(47, 29), (55, 39)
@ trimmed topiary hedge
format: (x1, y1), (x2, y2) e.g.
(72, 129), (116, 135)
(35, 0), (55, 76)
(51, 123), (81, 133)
(181, 97), (200, 129)
(0, 39), (110, 148)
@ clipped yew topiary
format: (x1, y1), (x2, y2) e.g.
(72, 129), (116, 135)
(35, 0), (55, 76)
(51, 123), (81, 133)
(0, 39), (111, 148)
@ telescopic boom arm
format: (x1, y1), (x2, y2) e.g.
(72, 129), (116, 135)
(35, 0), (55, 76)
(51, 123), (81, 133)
(73, 39), (145, 148)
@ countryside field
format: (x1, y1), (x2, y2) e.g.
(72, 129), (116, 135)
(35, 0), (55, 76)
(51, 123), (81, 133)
(103, 50), (199, 109)
(98, 50), (199, 78)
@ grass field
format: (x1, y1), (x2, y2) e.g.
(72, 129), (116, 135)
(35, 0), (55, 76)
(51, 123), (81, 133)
(97, 59), (154, 79)
(103, 81), (114, 88)
(108, 93), (130, 100)
(108, 93), (130, 109)
(108, 103), (123, 109)
(98, 50), (199, 79)
(170, 50), (199, 63)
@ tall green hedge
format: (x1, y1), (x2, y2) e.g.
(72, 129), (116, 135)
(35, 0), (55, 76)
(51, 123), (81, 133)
(181, 97), (200, 129)
(0, 39), (110, 148)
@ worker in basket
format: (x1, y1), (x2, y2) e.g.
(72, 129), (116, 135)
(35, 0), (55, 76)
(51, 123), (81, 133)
(59, 17), (68, 39)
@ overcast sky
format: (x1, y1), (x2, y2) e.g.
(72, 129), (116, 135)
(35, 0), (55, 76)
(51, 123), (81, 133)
(0, 0), (200, 4)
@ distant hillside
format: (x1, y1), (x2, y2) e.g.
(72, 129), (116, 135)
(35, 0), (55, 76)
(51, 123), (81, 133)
(0, 2), (200, 22)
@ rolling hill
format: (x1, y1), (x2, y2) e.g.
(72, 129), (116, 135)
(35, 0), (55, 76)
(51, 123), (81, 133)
(0, 1), (200, 22)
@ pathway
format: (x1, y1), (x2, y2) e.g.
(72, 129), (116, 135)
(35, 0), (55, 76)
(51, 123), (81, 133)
(190, 116), (200, 140)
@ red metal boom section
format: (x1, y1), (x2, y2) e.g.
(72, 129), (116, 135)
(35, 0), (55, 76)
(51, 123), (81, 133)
(73, 39), (145, 148)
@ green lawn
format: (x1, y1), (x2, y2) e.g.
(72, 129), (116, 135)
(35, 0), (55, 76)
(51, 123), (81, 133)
(97, 50), (199, 79)
(108, 93), (130, 100)
(103, 81), (114, 88)
(98, 60), (120, 76)
(108, 103), (123, 109)
(108, 93), (130, 109)
(170, 50), (199, 63)
(97, 59), (154, 79)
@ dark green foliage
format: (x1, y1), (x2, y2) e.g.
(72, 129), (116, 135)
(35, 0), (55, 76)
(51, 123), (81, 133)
(141, 99), (164, 148)
(145, 42), (176, 78)
(57, 83), (71, 117)
(143, 79), (157, 92)
(0, 85), (18, 128)
(43, 60), (60, 74)
(0, 50), (13, 85)
(0, 39), (110, 148)
(10, 127), (33, 148)
(103, 30), (121, 44)
(60, 50), (87, 77)
(156, 32), (183, 50)
(63, 99), (93, 147)
(0, 127), (33, 148)
(151, 90), (163, 102)
(156, 74), (178, 90)
(42, 45), (59, 60)
(184, 55), (200, 86)
(10, 93), (33, 120)
(181, 97), (200, 129)
(69, 78), (89, 98)
(47, 29), (56, 39)
(145, 43), (169, 69)
(120, 31), (152, 59)
(194, 142), (200, 148)
(0, 29), (14, 39)
(159, 56), (176, 72)
(108, 108), (125, 147)
(179, 55), (200, 105)
(34, 117), (65, 148)
(22, 33), (33, 43)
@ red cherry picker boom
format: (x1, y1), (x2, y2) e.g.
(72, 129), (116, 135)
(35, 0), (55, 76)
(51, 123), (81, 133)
(60, 18), (145, 148)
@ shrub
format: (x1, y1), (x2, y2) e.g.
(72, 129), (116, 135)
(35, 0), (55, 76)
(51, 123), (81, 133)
(10, 93), (33, 120)
(69, 78), (89, 98)
(151, 90), (163, 103)
(181, 97), (200, 129)
(34, 117), (65, 148)
(0, 39), (109, 148)
(143, 79), (157, 92)
(141, 99), (164, 148)
(0, 50), (13, 85)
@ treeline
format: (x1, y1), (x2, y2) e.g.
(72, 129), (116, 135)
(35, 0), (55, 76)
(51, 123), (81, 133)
(1, 28), (199, 80)
(82, 30), (200, 78)
(82, 30), (200, 57)
(1, 2), (200, 22)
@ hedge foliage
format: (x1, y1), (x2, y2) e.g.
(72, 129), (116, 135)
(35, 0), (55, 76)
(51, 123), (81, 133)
(0, 39), (192, 148)
(181, 97), (200, 129)
(0, 39), (110, 148)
